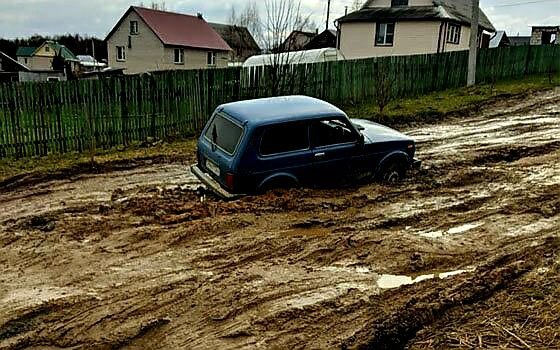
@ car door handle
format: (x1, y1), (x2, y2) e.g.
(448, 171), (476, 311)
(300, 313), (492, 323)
(314, 152), (326, 158)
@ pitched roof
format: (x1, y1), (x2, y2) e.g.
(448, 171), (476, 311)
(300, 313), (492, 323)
(340, 0), (495, 32)
(107, 6), (231, 51)
(16, 42), (78, 61)
(209, 23), (260, 51)
(0, 51), (30, 71)
(434, 0), (494, 32)
(304, 29), (337, 50)
(47, 41), (78, 61)
(489, 31), (510, 48)
(16, 47), (37, 57)
(289, 31), (317, 40)
(281, 30), (318, 51)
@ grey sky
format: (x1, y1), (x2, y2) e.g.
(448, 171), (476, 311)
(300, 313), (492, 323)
(0, 0), (558, 39)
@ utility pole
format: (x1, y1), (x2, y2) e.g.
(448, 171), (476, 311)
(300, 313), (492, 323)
(326, 0), (331, 30)
(467, 0), (480, 86)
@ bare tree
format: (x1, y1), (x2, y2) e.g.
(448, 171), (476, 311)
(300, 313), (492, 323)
(259, 0), (314, 95)
(228, 2), (262, 47)
(373, 62), (396, 114)
(351, 0), (365, 11)
(294, 14), (317, 33)
(138, 1), (166, 10)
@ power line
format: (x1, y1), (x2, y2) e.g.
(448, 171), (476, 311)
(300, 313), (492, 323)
(492, 0), (559, 7)
(326, 0), (331, 30)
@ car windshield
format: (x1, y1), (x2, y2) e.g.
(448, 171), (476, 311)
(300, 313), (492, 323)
(204, 113), (243, 155)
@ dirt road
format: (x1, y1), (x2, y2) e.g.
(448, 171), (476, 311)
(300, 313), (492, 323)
(1, 89), (559, 350)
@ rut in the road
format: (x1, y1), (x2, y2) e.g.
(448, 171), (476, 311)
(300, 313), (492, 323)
(343, 236), (560, 350)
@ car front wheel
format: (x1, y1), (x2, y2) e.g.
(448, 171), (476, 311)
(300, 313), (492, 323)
(380, 162), (406, 184)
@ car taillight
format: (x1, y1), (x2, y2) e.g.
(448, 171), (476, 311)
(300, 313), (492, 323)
(225, 173), (235, 190)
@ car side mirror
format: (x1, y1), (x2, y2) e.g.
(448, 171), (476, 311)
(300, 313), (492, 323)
(358, 133), (365, 146)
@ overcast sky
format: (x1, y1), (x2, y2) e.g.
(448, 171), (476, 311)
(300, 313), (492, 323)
(0, 0), (558, 39)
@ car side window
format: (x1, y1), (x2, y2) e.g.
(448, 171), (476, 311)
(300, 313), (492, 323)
(311, 118), (357, 148)
(260, 122), (309, 156)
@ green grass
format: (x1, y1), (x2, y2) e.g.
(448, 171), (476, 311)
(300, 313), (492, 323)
(1, 73), (558, 184)
(344, 73), (560, 126)
(0, 139), (196, 183)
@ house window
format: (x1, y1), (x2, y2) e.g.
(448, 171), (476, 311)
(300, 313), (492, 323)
(391, 0), (408, 6)
(446, 24), (461, 44)
(24, 58), (28, 64)
(47, 77), (60, 82)
(207, 51), (216, 66)
(116, 46), (126, 61)
(45, 46), (50, 52)
(375, 23), (395, 46)
(130, 21), (139, 35)
(174, 48), (184, 64)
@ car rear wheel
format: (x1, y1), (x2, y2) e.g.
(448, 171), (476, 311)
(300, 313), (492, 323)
(260, 177), (299, 193)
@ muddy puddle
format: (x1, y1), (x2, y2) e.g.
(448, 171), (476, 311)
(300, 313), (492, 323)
(418, 222), (485, 238)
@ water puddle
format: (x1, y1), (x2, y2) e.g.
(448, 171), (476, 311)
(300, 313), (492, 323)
(320, 266), (371, 274)
(447, 222), (484, 234)
(417, 222), (484, 238)
(418, 230), (445, 238)
(377, 268), (474, 289)
(271, 267), (475, 312)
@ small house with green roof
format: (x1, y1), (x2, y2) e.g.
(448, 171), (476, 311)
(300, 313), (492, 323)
(16, 41), (79, 72)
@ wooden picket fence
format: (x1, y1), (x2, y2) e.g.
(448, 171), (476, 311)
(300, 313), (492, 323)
(0, 45), (558, 159)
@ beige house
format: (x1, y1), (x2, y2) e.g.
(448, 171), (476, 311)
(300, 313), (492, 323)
(16, 41), (78, 71)
(105, 7), (232, 74)
(336, 0), (495, 59)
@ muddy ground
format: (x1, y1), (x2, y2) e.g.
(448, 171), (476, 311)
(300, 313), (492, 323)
(0, 88), (559, 350)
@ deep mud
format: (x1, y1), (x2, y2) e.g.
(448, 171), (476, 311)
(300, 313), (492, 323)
(0, 88), (559, 349)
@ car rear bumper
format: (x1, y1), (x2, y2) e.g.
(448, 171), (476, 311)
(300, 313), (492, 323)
(412, 158), (422, 169)
(191, 165), (244, 200)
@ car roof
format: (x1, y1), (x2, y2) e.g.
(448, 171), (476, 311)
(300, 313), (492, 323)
(218, 96), (345, 125)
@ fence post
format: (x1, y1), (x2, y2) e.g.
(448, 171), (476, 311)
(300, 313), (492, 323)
(150, 74), (157, 139)
(234, 67), (241, 101)
(524, 45), (532, 76)
(9, 88), (22, 159)
(119, 76), (129, 146)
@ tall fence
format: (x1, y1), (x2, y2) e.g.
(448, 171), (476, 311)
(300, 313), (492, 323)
(0, 45), (558, 159)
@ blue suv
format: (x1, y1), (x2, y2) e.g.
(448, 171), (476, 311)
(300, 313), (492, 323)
(192, 96), (420, 199)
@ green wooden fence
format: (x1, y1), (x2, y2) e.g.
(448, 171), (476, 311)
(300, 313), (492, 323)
(0, 45), (558, 159)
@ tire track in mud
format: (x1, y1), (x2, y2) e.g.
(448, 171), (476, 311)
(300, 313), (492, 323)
(0, 89), (559, 349)
(344, 236), (560, 350)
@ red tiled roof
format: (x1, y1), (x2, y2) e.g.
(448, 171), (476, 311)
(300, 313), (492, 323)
(132, 6), (231, 51)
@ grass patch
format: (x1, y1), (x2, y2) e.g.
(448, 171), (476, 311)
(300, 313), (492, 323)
(0, 139), (196, 183)
(344, 73), (560, 127)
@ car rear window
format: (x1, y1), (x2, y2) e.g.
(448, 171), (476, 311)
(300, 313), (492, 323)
(260, 122), (309, 155)
(204, 113), (243, 155)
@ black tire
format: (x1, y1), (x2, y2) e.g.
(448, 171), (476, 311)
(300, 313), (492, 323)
(379, 161), (406, 184)
(259, 177), (298, 193)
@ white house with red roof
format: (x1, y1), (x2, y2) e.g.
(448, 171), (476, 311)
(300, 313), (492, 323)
(106, 6), (232, 74)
